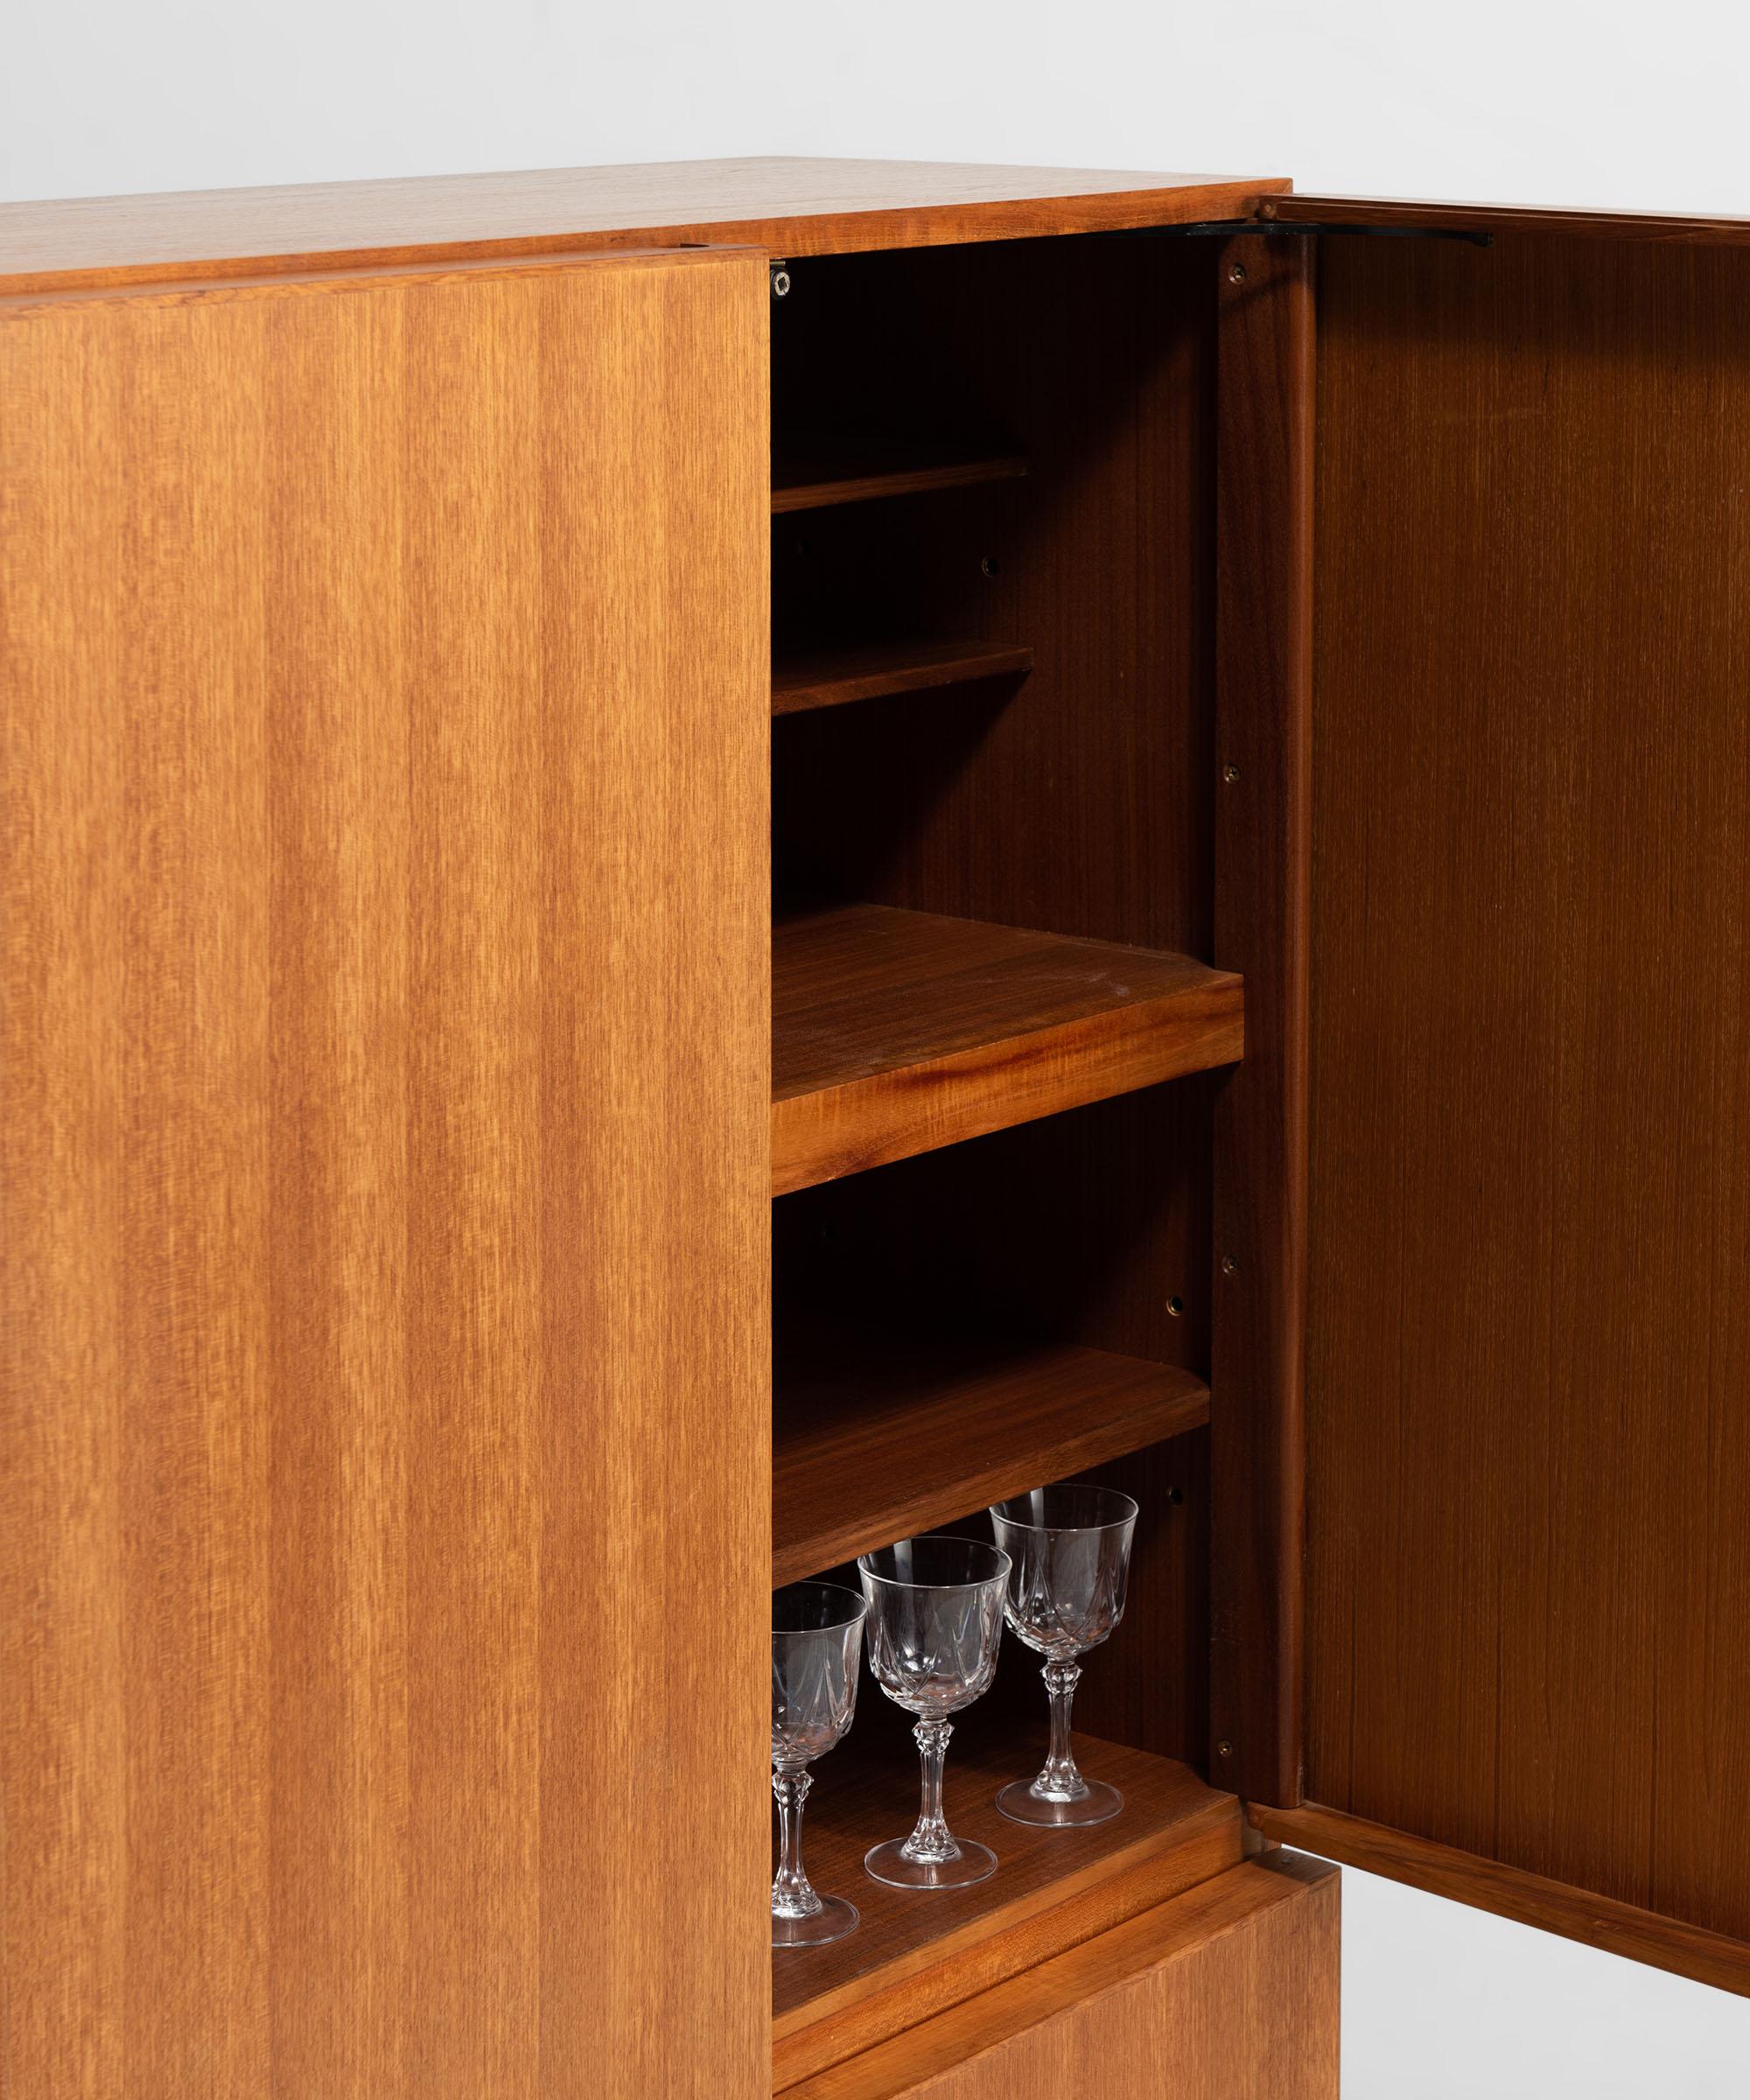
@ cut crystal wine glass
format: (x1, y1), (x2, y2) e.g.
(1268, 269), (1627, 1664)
(857, 1534), (1010, 1889)
(772, 1579), (868, 1947)
(988, 1482), (1138, 1827)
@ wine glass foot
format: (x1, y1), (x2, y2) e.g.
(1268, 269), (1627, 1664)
(864, 1837), (998, 1889)
(995, 1777), (1124, 1828)
(772, 1894), (860, 1948)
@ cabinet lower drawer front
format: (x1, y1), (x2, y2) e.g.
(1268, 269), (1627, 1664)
(785, 1855), (1338, 2100)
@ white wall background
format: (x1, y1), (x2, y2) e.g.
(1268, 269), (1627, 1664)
(1333, 1860), (1750, 2097)
(9, 3), (1750, 2091)
(5, 0), (1750, 212)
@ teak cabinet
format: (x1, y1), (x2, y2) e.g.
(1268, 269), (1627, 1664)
(4, 157), (1749, 2096)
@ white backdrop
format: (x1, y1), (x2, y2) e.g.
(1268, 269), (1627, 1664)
(6, 0), (1750, 213)
(9, 4), (1750, 2091)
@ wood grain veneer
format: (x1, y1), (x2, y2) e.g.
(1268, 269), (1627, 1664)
(772, 640), (1033, 718)
(1307, 229), (1750, 1942)
(0, 158), (1290, 295)
(0, 247), (769, 2098)
(1208, 232), (1313, 1809)
(772, 905), (1242, 1194)
(773, 1337), (1208, 1586)
(774, 1726), (1242, 2082)
(1251, 1803), (1750, 2000)
(783, 1855), (1340, 2100)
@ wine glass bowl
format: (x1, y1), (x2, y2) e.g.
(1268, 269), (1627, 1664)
(771, 1580), (868, 1947)
(988, 1483), (1138, 1828)
(857, 1535), (1010, 1889)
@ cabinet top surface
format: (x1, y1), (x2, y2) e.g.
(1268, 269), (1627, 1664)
(0, 155), (1289, 294)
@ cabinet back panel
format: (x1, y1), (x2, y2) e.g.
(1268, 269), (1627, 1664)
(774, 1083), (1213, 1374)
(1307, 231), (1750, 1940)
(1051, 1431), (1211, 1765)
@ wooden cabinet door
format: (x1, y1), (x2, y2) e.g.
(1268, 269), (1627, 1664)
(1266, 199), (1750, 1986)
(0, 247), (769, 2096)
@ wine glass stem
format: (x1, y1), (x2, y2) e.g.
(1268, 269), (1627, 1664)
(771, 1766), (822, 1919)
(1038, 1659), (1086, 1798)
(901, 1718), (961, 1864)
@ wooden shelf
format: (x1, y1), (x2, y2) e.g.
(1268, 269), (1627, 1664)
(774, 1337), (1208, 1586)
(772, 639), (1033, 718)
(771, 449), (1028, 514)
(772, 904), (1243, 1195)
(772, 1719), (1242, 2088)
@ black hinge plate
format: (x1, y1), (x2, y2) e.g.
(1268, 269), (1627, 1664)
(1137, 218), (1494, 248)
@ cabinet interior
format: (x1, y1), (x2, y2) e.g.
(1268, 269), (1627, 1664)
(767, 230), (1242, 2070)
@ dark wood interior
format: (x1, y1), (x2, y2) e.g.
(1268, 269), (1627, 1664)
(1306, 228), (1750, 1943)
(766, 228), (1231, 2028)
(770, 234), (1214, 947)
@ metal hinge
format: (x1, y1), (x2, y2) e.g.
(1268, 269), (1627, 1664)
(1135, 218), (1494, 248)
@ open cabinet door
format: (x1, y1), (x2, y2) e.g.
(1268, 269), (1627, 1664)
(0, 247), (770, 2095)
(1250, 202), (1750, 1993)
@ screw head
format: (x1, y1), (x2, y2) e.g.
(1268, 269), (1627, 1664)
(770, 265), (792, 298)
(1218, 1740), (1234, 1760)
(1228, 261), (1248, 284)
(1222, 1254), (1238, 1277)
(1223, 762), (1240, 783)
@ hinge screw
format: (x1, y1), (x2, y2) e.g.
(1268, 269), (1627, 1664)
(1223, 762), (1240, 783)
(1222, 1254), (1238, 1277)
(1218, 1740), (1234, 1760)
(1228, 262), (1248, 284)
(770, 263), (792, 298)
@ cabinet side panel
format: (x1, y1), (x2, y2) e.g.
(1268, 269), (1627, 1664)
(0, 251), (769, 2097)
(1308, 232), (1750, 1941)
